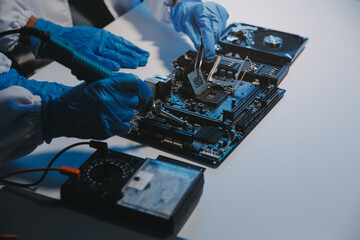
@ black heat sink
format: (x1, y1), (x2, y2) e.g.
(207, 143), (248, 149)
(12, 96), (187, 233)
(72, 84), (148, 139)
(194, 126), (224, 144)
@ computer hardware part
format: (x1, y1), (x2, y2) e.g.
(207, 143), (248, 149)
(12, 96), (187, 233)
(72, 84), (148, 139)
(218, 23), (308, 66)
(123, 23), (307, 167)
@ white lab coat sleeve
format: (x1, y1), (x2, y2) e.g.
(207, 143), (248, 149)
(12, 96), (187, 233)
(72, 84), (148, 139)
(0, 52), (12, 74)
(0, 53), (43, 164)
(144, 0), (175, 24)
(0, 86), (43, 165)
(0, 0), (33, 52)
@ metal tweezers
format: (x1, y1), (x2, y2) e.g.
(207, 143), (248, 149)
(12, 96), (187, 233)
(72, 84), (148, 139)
(194, 43), (204, 77)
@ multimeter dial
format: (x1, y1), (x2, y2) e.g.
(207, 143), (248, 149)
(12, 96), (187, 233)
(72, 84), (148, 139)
(80, 157), (132, 194)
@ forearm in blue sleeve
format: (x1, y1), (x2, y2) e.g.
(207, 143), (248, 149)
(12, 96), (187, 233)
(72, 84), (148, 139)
(0, 68), (71, 100)
(1, 53), (71, 100)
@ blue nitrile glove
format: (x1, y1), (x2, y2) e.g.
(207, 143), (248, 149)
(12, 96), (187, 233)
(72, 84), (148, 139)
(0, 68), (71, 99)
(41, 73), (152, 143)
(30, 18), (149, 71)
(171, 0), (229, 60)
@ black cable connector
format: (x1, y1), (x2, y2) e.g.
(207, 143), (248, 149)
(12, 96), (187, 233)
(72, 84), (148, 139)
(0, 27), (49, 41)
(89, 140), (108, 151)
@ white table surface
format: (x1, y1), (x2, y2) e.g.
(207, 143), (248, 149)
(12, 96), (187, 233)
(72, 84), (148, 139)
(2, 1), (360, 239)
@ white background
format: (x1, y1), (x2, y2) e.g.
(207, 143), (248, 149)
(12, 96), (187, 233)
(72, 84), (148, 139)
(1, 0), (360, 239)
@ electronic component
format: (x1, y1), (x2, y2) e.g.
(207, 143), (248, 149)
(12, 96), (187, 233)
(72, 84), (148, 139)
(210, 54), (288, 86)
(196, 89), (229, 107)
(61, 149), (204, 235)
(144, 75), (172, 101)
(187, 44), (208, 96)
(218, 23), (308, 66)
(125, 23), (307, 167)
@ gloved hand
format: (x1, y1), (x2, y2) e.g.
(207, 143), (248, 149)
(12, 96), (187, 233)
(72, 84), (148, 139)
(0, 68), (71, 99)
(171, 0), (229, 60)
(41, 73), (152, 142)
(31, 18), (149, 71)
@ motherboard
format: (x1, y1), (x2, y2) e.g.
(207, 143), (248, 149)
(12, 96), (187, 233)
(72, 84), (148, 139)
(126, 23), (307, 167)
